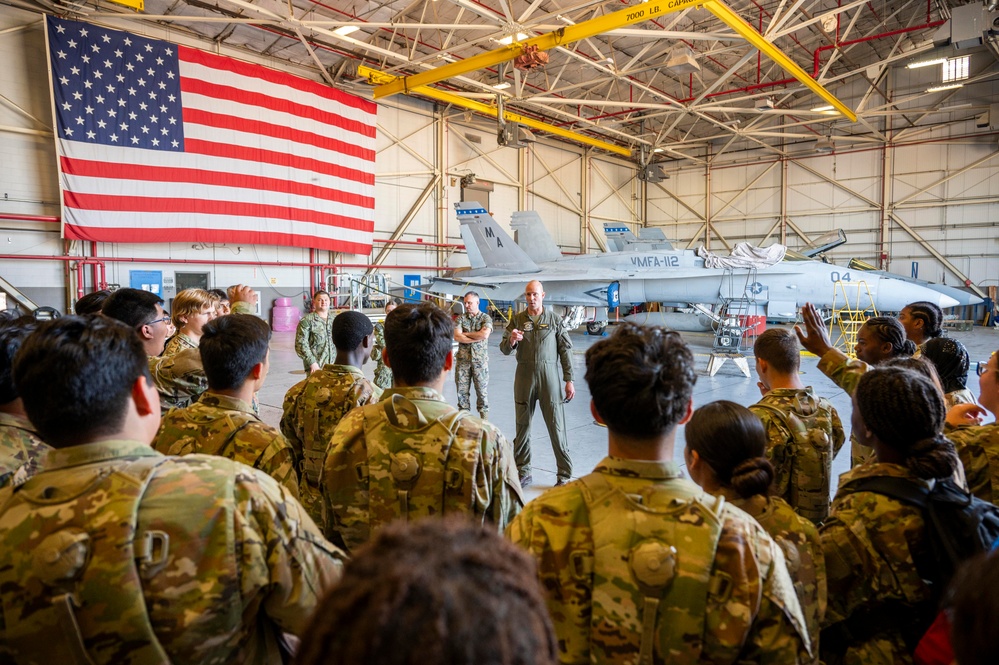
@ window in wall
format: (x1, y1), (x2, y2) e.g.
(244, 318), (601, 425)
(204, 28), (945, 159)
(943, 56), (969, 83)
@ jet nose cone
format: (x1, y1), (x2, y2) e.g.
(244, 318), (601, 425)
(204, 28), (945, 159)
(875, 278), (959, 311)
(938, 294), (960, 309)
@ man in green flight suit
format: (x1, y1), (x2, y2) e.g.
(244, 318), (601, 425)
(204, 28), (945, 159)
(500, 280), (574, 488)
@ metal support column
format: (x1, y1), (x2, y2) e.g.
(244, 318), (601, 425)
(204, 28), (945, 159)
(879, 141), (893, 272)
(703, 151), (712, 250)
(436, 108), (447, 271)
(581, 149), (591, 253)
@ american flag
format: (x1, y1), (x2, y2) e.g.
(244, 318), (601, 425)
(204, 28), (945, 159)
(47, 16), (376, 253)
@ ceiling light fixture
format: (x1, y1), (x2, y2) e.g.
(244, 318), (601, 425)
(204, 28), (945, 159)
(493, 82), (511, 90)
(926, 83), (964, 92)
(333, 26), (360, 37)
(498, 32), (529, 45)
(906, 57), (948, 69)
(810, 105), (834, 112)
(755, 97), (776, 111)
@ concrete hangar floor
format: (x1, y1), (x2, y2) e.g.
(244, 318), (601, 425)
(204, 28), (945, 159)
(255, 322), (999, 503)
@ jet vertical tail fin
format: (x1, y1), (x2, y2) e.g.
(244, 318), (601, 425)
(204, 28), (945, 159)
(603, 223), (674, 251)
(455, 202), (540, 273)
(510, 211), (564, 264)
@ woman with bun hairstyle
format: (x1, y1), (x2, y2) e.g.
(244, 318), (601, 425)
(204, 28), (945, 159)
(796, 303), (918, 466)
(820, 367), (963, 665)
(685, 400), (824, 660)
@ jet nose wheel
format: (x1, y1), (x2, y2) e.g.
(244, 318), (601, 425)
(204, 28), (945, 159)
(586, 321), (606, 335)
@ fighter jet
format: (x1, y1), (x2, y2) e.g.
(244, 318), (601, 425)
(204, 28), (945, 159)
(429, 203), (976, 328)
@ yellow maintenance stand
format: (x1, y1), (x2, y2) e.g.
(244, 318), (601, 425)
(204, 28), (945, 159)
(829, 280), (878, 358)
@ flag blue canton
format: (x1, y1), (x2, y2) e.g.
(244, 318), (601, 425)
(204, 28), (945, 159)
(48, 17), (184, 151)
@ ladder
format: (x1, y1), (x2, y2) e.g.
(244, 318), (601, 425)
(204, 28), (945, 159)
(830, 280), (878, 358)
(704, 267), (762, 378)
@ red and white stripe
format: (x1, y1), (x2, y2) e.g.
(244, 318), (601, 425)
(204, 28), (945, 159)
(59, 45), (376, 253)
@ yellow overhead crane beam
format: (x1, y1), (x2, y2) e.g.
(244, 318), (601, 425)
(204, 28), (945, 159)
(358, 65), (632, 157)
(373, 0), (704, 99)
(372, 0), (856, 123)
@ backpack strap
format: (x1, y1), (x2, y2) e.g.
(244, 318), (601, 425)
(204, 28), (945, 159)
(750, 402), (802, 439)
(842, 475), (931, 508)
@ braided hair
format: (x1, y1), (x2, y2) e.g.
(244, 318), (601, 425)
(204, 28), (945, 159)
(921, 336), (971, 393)
(293, 517), (557, 665)
(905, 301), (944, 340)
(685, 400), (774, 499)
(854, 367), (959, 480)
(864, 316), (918, 359)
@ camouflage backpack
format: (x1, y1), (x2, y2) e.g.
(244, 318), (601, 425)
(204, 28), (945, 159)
(0, 451), (172, 665)
(577, 473), (726, 665)
(362, 393), (477, 525)
(751, 391), (834, 523)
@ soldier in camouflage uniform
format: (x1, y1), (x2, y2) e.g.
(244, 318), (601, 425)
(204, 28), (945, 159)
(945, 349), (999, 504)
(750, 328), (845, 523)
(162, 288), (216, 357)
(323, 303), (523, 553)
(454, 291), (493, 419)
(820, 367), (963, 665)
(154, 314), (299, 498)
(0, 320), (50, 489)
(282, 310), (383, 527)
(0, 315), (344, 664)
(685, 400), (825, 661)
(508, 323), (811, 664)
(370, 297), (401, 390)
(796, 303), (916, 467)
(295, 291), (335, 373)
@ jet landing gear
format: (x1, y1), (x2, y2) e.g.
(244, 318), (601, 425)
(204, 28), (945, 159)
(561, 306), (608, 335)
(585, 321), (608, 335)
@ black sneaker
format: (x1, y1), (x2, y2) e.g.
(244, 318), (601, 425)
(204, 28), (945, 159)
(555, 477), (570, 487)
(520, 474), (533, 489)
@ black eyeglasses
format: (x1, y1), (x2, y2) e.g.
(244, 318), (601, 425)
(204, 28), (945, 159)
(978, 361), (991, 377)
